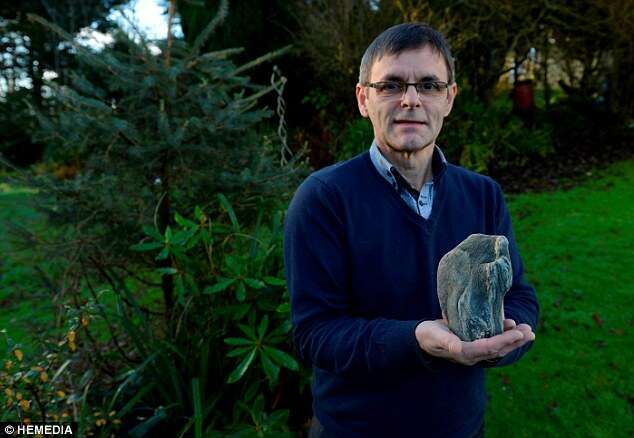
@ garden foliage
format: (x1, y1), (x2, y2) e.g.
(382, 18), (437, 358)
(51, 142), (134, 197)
(1, 4), (307, 436)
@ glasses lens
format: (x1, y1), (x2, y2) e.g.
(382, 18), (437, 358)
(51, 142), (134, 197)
(377, 82), (403, 96)
(417, 82), (444, 96)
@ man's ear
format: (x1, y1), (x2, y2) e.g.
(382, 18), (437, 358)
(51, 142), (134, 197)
(444, 83), (458, 117)
(356, 83), (369, 118)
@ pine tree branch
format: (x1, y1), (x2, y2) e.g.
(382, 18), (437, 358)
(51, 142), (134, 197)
(186, 48), (244, 70)
(231, 45), (293, 77)
(188, 0), (229, 60)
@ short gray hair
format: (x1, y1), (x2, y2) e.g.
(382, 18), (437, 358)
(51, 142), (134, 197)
(359, 23), (455, 85)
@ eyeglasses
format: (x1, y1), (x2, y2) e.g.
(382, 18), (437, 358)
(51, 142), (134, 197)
(364, 81), (450, 99)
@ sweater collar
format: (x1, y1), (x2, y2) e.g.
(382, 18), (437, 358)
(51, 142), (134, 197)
(369, 140), (448, 191)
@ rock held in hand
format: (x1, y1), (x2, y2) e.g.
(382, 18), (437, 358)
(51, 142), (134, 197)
(437, 234), (513, 342)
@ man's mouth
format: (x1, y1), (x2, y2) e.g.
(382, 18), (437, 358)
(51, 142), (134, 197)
(393, 120), (425, 126)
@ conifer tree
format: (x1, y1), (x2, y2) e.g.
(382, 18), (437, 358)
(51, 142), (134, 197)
(13, 3), (308, 433)
(28, 2), (302, 325)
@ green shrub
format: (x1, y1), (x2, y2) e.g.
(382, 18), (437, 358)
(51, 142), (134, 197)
(8, 4), (308, 436)
(336, 118), (374, 162)
(92, 199), (303, 436)
(441, 91), (554, 174)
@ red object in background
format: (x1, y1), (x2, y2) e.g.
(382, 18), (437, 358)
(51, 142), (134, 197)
(512, 79), (535, 111)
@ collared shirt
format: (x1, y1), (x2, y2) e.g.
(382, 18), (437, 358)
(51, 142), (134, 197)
(369, 140), (447, 219)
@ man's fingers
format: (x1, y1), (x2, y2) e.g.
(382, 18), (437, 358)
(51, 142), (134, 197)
(420, 320), (536, 365)
(446, 337), (463, 356)
(516, 324), (536, 340)
(495, 325), (536, 356)
(493, 328), (524, 345)
(462, 329), (525, 361)
(498, 336), (530, 356)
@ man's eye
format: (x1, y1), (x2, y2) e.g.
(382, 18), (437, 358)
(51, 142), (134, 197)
(419, 82), (438, 92)
(380, 82), (402, 92)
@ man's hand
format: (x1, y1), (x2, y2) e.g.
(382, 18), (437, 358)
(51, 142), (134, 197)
(414, 318), (535, 366)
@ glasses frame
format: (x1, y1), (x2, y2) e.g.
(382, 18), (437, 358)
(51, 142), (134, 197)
(364, 80), (451, 99)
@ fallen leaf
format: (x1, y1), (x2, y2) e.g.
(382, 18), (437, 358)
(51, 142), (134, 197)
(592, 313), (604, 328)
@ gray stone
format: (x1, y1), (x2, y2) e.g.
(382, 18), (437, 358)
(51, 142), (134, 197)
(437, 234), (513, 342)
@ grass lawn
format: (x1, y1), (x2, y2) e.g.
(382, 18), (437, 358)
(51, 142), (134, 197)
(486, 160), (634, 437)
(0, 183), (58, 355)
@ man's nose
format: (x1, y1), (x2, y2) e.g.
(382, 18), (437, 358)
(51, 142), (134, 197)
(401, 84), (421, 108)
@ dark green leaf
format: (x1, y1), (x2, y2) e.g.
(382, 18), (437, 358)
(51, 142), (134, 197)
(227, 349), (256, 383)
(142, 225), (163, 241)
(227, 346), (253, 357)
(130, 241), (163, 252)
(266, 335), (286, 345)
(175, 212), (196, 228)
(170, 246), (187, 259)
(245, 278), (265, 289)
(192, 378), (203, 438)
(200, 229), (212, 246)
(236, 281), (246, 302)
(224, 254), (241, 276)
(257, 315), (269, 339)
(218, 193), (240, 231)
(268, 320), (292, 337)
(224, 337), (253, 346)
(260, 350), (280, 384)
(173, 227), (197, 245)
(238, 324), (256, 340)
(264, 276), (286, 286)
(128, 406), (168, 438)
(156, 267), (178, 275)
(276, 303), (290, 313)
(155, 247), (170, 261)
(203, 278), (236, 294)
(185, 233), (201, 250)
(253, 394), (264, 415)
(263, 346), (299, 371)
(116, 383), (155, 418)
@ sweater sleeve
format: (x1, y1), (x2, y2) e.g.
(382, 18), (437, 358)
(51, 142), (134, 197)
(483, 182), (539, 368)
(284, 176), (437, 377)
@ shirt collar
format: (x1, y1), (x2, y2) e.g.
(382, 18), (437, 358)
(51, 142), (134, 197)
(369, 140), (448, 190)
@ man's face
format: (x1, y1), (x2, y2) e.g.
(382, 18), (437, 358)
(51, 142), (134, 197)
(356, 45), (457, 154)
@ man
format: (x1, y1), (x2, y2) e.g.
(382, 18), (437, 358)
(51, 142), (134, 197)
(284, 23), (538, 437)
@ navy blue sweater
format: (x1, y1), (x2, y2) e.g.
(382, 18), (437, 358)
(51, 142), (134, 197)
(284, 151), (539, 437)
